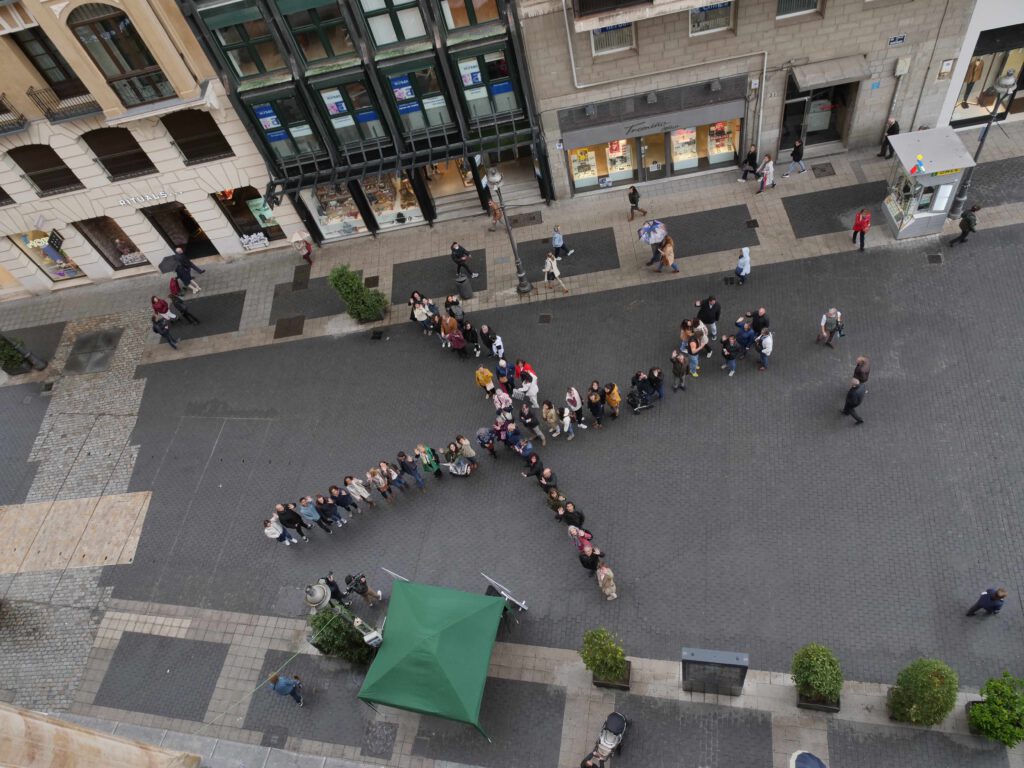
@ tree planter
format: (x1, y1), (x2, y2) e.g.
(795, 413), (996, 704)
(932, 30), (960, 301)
(797, 692), (841, 713)
(1, 358), (31, 375)
(967, 701), (982, 736)
(593, 660), (631, 691)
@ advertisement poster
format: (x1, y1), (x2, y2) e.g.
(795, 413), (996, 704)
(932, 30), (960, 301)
(289, 124), (313, 137)
(253, 104), (281, 129)
(320, 88), (347, 115)
(331, 114), (356, 128)
(421, 95), (446, 110)
(266, 130), (288, 143)
(390, 75), (414, 100)
(246, 197), (279, 228)
(607, 140), (623, 157)
(459, 59), (482, 86)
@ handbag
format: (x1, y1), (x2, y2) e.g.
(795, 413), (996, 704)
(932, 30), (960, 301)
(836, 321), (846, 338)
(734, 266), (744, 277)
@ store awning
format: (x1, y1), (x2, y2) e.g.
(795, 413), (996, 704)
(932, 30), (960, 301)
(791, 55), (872, 91)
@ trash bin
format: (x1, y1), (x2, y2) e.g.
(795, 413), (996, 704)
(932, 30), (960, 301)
(456, 274), (474, 300)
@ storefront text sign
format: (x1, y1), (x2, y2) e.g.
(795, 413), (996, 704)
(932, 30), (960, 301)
(888, 34), (906, 47)
(118, 191), (170, 207)
(623, 120), (676, 137)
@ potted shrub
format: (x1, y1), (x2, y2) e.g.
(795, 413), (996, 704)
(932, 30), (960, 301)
(967, 672), (1024, 746)
(888, 658), (958, 726)
(0, 336), (30, 375)
(579, 628), (630, 690)
(328, 265), (389, 322)
(791, 643), (843, 713)
(307, 609), (374, 665)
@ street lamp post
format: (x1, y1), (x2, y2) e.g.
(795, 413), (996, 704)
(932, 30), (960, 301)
(486, 167), (533, 295)
(949, 69), (1017, 219)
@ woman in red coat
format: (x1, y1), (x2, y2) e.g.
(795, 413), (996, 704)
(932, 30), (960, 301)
(150, 295), (176, 321)
(852, 209), (871, 251)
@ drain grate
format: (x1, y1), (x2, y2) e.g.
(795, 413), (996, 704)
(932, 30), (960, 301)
(261, 726), (288, 748)
(746, 219), (759, 228)
(274, 315), (305, 338)
(361, 721), (398, 759)
(724, 276), (736, 285)
(927, 253), (943, 264)
(811, 163), (836, 178)
(370, 330), (384, 340)
(508, 211), (543, 228)
(539, 313), (552, 324)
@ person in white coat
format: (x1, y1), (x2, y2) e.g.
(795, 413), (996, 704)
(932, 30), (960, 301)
(513, 372), (540, 408)
(543, 252), (569, 293)
(756, 328), (773, 371)
(756, 154), (776, 194)
(736, 247), (751, 285)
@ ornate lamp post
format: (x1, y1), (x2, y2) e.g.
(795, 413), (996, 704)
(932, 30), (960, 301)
(486, 167), (532, 295)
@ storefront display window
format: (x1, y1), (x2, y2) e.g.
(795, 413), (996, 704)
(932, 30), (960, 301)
(361, 172), (422, 230)
(212, 186), (285, 244)
(457, 51), (518, 119)
(71, 217), (147, 270)
(302, 183), (368, 239)
(671, 128), (698, 170)
(706, 121), (735, 163)
(316, 82), (387, 146)
(279, 1), (354, 64)
(359, 0), (426, 46)
(9, 229), (85, 282)
(690, 3), (733, 36)
(441, 0), (499, 29)
(568, 139), (636, 190)
(951, 49), (1023, 125)
(249, 95), (324, 160)
(387, 66), (452, 131)
(200, 1), (287, 81)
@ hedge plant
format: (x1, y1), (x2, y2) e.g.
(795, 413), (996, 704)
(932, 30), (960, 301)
(969, 672), (1024, 747)
(791, 643), (843, 704)
(580, 628), (628, 682)
(0, 336), (26, 371)
(307, 609), (374, 666)
(888, 658), (959, 726)
(328, 265), (389, 322)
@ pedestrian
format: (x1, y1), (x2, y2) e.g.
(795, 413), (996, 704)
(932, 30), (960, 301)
(415, 444), (444, 479)
(654, 235), (679, 273)
(449, 325), (468, 358)
(462, 321), (481, 357)
(735, 247), (751, 285)
(396, 451), (426, 491)
(519, 402), (547, 446)
(457, 435), (478, 468)
(565, 386), (588, 430)
(556, 501), (584, 527)
(344, 475), (377, 508)
(479, 324), (499, 357)
(695, 295), (721, 340)
(445, 294), (465, 325)
(477, 426), (498, 459)
(298, 495), (333, 534)
(567, 525), (594, 552)
(596, 561), (618, 600)
(151, 315), (179, 349)
(541, 400), (559, 435)
(263, 514), (296, 546)
(627, 185), (647, 220)
(817, 308), (843, 347)
(439, 312), (458, 349)
(853, 355), (870, 384)
(603, 383), (621, 419)
(555, 406), (575, 440)
(543, 252), (570, 293)
(720, 335), (740, 377)
(755, 327), (773, 371)
(174, 245), (206, 274)
(966, 587), (1008, 616)
(450, 241), (479, 279)
(170, 294), (200, 324)
(587, 390), (604, 428)
(495, 358), (515, 396)
(734, 318), (756, 358)
(379, 460), (408, 492)
(551, 225), (574, 260)
(782, 138), (806, 177)
(366, 467), (395, 503)
(755, 154), (776, 193)
(546, 487), (567, 515)
(267, 673), (303, 706)
(841, 377), (865, 424)
(670, 349), (688, 391)
(493, 387), (514, 422)
(852, 208), (871, 251)
(151, 295), (177, 321)
(748, 307), (770, 334)
(276, 502), (311, 542)
(329, 483), (362, 515)
(346, 573), (383, 607)
(950, 205), (980, 245)
(515, 358), (537, 382)
(487, 198), (503, 231)
(647, 366), (665, 399)
(738, 143), (759, 182)
(579, 544), (602, 577)
(292, 230), (313, 265)
(537, 466), (558, 493)
(513, 371), (540, 409)
(475, 364), (496, 399)
(315, 494), (347, 527)
(174, 262), (201, 294)
(686, 329), (703, 378)
(877, 116), (899, 159)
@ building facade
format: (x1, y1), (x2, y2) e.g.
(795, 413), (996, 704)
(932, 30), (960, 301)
(515, 0), (973, 199)
(0, 0), (302, 301)
(176, 0), (549, 243)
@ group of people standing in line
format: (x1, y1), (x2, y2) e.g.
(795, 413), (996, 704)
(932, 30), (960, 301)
(149, 247), (206, 350)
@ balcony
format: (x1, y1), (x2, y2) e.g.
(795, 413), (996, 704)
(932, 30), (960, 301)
(573, 0), (651, 18)
(0, 93), (27, 135)
(26, 85), (103, 123)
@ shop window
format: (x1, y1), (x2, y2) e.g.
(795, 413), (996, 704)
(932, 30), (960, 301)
(690, 2), (733, 36)
(278, 0), (355, 64)
(441, 0), (500, 29)
(317, 82), (387, 145)
(81, 128), (157, 181)
(387, 66), (451, 132)
(0, 186), (12, 206)
(362, 172), (421, 230)
(161, 110), (235, 165)
(7, 144), (84, 196)
(68, 4), (175, 107)
(212, 186), (285, 243)
(8, 229), (85, 281)
(359, 0), (426, 46)
(591, 24), (634, 56)
(200, 0), (288, 80)
(71, 217), (148, 270)
(457, 51), (518, 119)
(12, 27), (89, 99)
(776, 0), (819, 17)
(249, 95), (324, 160)
(302, 182), (368, 238)
(952, 49), (1024, 126)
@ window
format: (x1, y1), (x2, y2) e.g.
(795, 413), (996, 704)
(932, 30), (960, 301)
(7, 145), (84, 196)
(359, 0), (426, 46)
(591, 24), (634, 56)
(212, 186), (285, 241)
(12, 27), (89, 99)
(457, 51), (519, 119)
(200, 0), (287, 80)
(81, 128), (157, 180)
(72, 217), (147, 270)
(776, 0), (819, 17)
(248, 95), (324, 159)
(161, 110), (235, 164)
(278, 0), (355, 64)
(441, 0), (499, 29)
(387, 66), (451, 131)
(317, 82), (387, 145)
(9, 229), (85, 281)
(68, 4), (175, 107)
(0, 186), (12, 206)
(690, 2), (733, 35)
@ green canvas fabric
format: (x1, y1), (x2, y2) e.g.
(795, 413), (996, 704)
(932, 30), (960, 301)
(358, 582), (505, 731)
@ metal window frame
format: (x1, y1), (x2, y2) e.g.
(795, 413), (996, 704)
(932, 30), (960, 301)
(437, 0), (501, 30)
(281, 4), (355, 64)
(688, 2), (734, 37)
(590, 23), (635, 57)
(308, 71), (392, 147)
(775, 0), (820, 19)
(451, 44), (521, 121)
(380, 59), (453, 134)
(358, 0), (428, 46)
(243, 89), (326, 160)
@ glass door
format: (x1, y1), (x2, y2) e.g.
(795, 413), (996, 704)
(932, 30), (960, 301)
(780, 99), (806, 150)
(640, 133), (667, 181)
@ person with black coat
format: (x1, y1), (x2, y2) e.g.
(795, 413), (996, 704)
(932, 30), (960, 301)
(151, 315), (179, 349)
(783, 139), (806, 177)
(173, 246), (206, 274)
(518, 403), (547, 446)
(521, 453), (544, 480)
(877, 117), (900, 159)
(450, 241), (479, 279)
(841, 378), (866, 425)
(853, 356), (871, 384)
(556, 501), (584, 527)
(579, 544), (602, 577)
(748, 307), (770, 334)
(738, 144), (759, 182)
(275, 502), (310, 542)
(627, 186), (647, 221)
(695, 295), (722, 340)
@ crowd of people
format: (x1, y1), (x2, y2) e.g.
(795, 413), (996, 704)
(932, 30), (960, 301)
(149, 247), (206, 350)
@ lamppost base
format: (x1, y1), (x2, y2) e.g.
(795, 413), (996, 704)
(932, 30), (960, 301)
(515, 275), (533, 295)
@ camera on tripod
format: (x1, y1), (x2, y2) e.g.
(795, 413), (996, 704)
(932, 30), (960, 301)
(325, 570), (364, 608)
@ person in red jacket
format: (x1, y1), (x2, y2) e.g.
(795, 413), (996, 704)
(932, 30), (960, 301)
(150, 295), (176, 321)
(852, 208), (871, 251)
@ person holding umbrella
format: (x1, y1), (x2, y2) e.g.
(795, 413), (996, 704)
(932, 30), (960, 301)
(637, 219), (667, 266)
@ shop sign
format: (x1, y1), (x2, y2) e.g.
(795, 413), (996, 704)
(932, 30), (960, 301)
(240, 232), (270, 251)
(266, 130), (289, 143)
(253, 103), (281, 129)
(356, 111), (379, 124)
(933, 168), (961, 176)
(888, 34), (906, 47)
(47, 230), (64, 250)
(422, 95), (447, 110)
(390, 75), (414, 100)
(622, 119), (676, 137)
(117, 191), (170, 206)
(398, 102), (422, 114)
(119, 251), (148, 267)
(290, 124), (313, 138)
(490, 81), (513, 96)
(321, 88), (347, 115)
(331, 115), (356, 128)
(459, 59), (482, 86)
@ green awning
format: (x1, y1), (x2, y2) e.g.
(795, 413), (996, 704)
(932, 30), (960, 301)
(358, 582), (505, 735)
(275, 0), (333, 15)
(200, 0), (261, 29)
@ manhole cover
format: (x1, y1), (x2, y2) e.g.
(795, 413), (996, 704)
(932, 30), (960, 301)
(539, 313), (552, 323)
(724, 276), (736, 285)
(364, 275), (379, 288)
(811, 163), (836, 178)
(64, 328), (124, 375)
(508, 211), (543, 228)
(292, 263), (311, 291)
(274, 316), (305, 339)
(261, 725), (288, 748)
(927, 253), (943, 264)
(746, 219), (759, 228)
(361, 721), (397, 759)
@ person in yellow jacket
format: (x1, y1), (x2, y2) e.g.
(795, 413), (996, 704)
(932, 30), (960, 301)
(475, 364), (496, 399)
(603, 383), (622, 419)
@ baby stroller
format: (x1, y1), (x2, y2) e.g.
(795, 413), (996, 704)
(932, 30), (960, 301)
(584, 711), (629, 764)
(626, 385), (653, 414)
(442, 457), (475, 476)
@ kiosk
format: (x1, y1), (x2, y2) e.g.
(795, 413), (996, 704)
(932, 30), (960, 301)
(882, 127), (975, 240)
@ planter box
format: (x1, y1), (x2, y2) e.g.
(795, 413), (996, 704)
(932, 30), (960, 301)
(797, 692), (841, 713)
(1, 358), (31, 375)
(593, 660), (631, 691)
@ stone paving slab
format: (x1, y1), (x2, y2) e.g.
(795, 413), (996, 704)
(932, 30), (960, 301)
(782, 181), (887, 239)
(827, 719), (1007, 768)
(2, 321), (66, 366)
(515, 227), (620, 281)
(658, 204), (760, 257)
(0, 382), (48, 505)
(269, 277), (346, 326)
(162, 290), (246, 342)
(390, 251), (487, 304)
(971, 153), (1024, 209)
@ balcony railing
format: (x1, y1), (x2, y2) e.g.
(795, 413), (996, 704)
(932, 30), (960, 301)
(27, 85), (103, 123)
(572, 0), (651, 17)
(0, 93), (28, 135)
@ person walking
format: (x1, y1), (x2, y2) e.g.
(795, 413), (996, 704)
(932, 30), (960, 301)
(852, 208), (871, 251)
(755, 327), (773, 371)
(551, 225), (574, 260)
(415, 444), (444, 480)
(966, 587), (1008, 616)
(276, 502), (311, 542)
(603, 383), (622, 419)
(292, 230), (314, 265)
(151, 295), (177, 322)
(720, 335), (740, 377)
(267, 673), (303, 706)
(565, 386), (588, 430)
(174, 246), (206, 275)
(627, 186), (647, 220)
(519, 403), (547, 446)
(475, 364), (496, 399)
(151, 316), (179, 349)
(170, 294), (200, 324)
(263, 514), (296, 546)
(735, 247), (751, 285)
(174, 262), (201, 294)
(654, 235), (679, 273)
(346, 573), (383, 607)
(738, 144), (759, 182)
(695, 295), (722, 340)
(755, 154), (776, 193)
(818, 308), (843, 347)
(298, 495), (333, 534)
(596, 561), (618, 601)
(877, 116), (900, 159)
(344, 476), (377, 509)
(950, 205), (980, 245)
(487, 198), (503, 231)
(841, 378), (866, 424)
(450, 241), (479, 278)
(543, 252), (570, 293)
(782, 138), (806, 177)
(853, 355), (871, 384)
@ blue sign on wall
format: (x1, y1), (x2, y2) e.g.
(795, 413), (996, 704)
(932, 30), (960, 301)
(490, 81), (513, 96)
(265, 130), (289, 143)
(397, 102), (422, 114)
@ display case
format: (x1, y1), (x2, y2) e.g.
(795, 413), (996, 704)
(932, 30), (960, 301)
(307, 184), (367, 238)
(670, 128), (698, 170)
(606, 139), (634, 181)
(571, 148), (599, 189)
(364, 173), (422, 230)
(706, 121), (735, 164)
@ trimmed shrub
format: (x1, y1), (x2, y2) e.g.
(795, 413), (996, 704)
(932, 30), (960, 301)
(888, 658), (959, 726)
(0, 336), (26, 371)
(580, 628), (628, 682)
(969, 673), (1024, 747)
(791, 644), (843, 704)
(328, 265), (389, 322)
(307, 609), (374, 666)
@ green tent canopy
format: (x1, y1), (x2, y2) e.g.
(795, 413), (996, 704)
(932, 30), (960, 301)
(357, 581), (506, 735)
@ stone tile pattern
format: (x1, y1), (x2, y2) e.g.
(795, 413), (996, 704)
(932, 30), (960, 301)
(827, 720), (1008, 768)
(161, 290), (246, 341)
(390, 250), (487, 304)
(0, 382), (49, 505)
(781, 181), (888, 239)
(659, 204), (760, 257)
(269, 277), (346, 326)
(515, 227), (621, 280)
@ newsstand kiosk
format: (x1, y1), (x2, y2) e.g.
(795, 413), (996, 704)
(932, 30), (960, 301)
(882, 127), (975, 240)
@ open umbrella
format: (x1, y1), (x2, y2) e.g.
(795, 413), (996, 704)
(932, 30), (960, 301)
(791, 752), (827, 768)
(157, 255), (180, 274)
(637, 219), (667, 245)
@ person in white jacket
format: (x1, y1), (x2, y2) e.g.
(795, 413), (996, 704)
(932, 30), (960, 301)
(736, 247), (751, 285)
(756, 328), (773, 371)
(513, 372), (540, 408)
(343, 476), (376, 508)
(756, 154), (775, 194)
(543, 252), (569, 293)
(263, 514), (296, 546)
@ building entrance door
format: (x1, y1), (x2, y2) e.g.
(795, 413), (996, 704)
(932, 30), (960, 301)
(140, 201), (218, 260)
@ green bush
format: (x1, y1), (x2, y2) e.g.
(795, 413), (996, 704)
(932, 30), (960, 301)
(791, 644), (843, 704)
(0, 336), (26, 370)
(888, 658), (959, 726)
(307, 609), (374, 666)
(328, 265), (389, 322)
(969, 673), (1024, 747)
(580, 628), (628, 682)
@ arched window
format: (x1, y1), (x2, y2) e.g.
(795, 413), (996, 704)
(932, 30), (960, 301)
(161, 110), (234, 165)
(7, 145), (84, 195)
(68, 4), (175, 107)
(82, 127), (157, 180)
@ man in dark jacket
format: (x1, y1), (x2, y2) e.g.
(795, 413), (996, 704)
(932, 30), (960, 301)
(966, 587), (1008, 616)
(450, 241), (479, 279)
(695, 295), (722, 340)
(518, 403), (547, 447)
(783, 139), (805, 177)
(748, 307), (769, 334)
(627, 186), (647, 221)
(173, 246), (206, 274)
(877, 117), (900, 159)
(397, 450), (425, 491)
(950, 205), (980, 245)
(739, 144), (759, 181)
(556, 501), (584, 527)
(276, 502), (310, 542)
(841, 378), (866, 425)
(579, 544), (602, 577)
